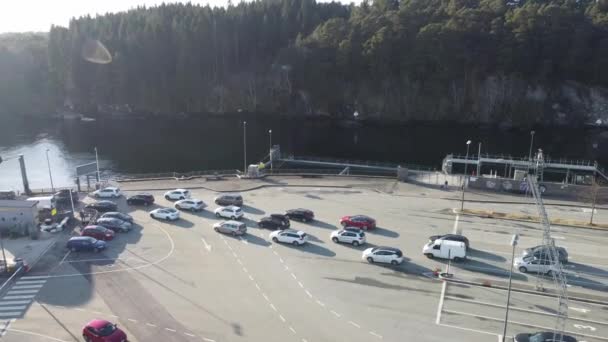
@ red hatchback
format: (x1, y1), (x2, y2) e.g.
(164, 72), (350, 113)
(340, 215), (376, 230)
(82, 225), (115, 241)
(82, 319), (127, 342)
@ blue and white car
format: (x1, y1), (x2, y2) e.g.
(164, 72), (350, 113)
(150, 208), (180, 221)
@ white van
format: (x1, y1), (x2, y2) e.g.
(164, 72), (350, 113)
(423, 240), (466, 261)
(26, 196), (56, 210)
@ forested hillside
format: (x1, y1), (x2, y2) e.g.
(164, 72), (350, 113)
(2, 0), (608, 125)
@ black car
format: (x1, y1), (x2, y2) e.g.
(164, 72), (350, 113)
(429, 234), (470, 249)
(269, 214), (290, 227)
(258, 217), (289, 230)
(523, 245), (569, 264)
(96, 217), (132, 233)
(285, 208), (314, 222)
(54, 189), (79, 204)
(214, 194), (243, 207)
(100, 212), (133, 223)
(85, 200), (118, 213)
(127, 193), (155, 206)
(514, 332), (577, 342)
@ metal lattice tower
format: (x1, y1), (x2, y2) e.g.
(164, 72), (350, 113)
(527, 176), (569, 341)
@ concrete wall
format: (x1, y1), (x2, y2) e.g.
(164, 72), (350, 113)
(0, 206), (37, 235)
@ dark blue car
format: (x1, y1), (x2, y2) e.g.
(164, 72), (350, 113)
(66, 236), (106, 253)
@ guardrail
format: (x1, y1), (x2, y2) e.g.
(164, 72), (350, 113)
(115, 169), (238, 181)
(263, 168), (398, 177)
(448, 153), (600, 167)
(278, 154), (435, 171)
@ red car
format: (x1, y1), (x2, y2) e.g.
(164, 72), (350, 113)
(81, 225), (115, 241)
(340, 215), (376, 230)
(82, 319), (127, 342)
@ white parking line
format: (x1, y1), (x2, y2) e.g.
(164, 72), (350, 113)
(184, 332), (195, 337)
(331, 310), (341, 318)
(315, 300), (325, 307)
(305, 290), (312, 298)
(165, 328), (176, 332)
(348, 321), (361, 328)
(270, 304), (277, 312)
(298, 282), (304, 288)
(20, 276), (48, 280)
(0, 312), (21, 318)
(0, 306), (27, 311)
(10, 285), (43, 290)
(146, 323), (156, 327)
(3, 295), (35, 300)
(436, 281), (447, 324)
(127, 319), (137, 323)
(262, 293), (269, 302)
(369, 331), (383, 339)
(289, 326), (296, 334)
(254, 283), (261, 291)
(291, 273), (297, 280)
(6, 290), (39, 295)
(15, 280), (46, 285)
(0, 301), (30, 305)
(248, 275), (254, 281)
(438, 322), (500, 338)
(242, 267), (248, 273)
(279, 315), (286, 322)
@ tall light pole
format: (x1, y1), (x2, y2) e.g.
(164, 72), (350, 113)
(528, 130), (536, 162)
(460, 140), (471, 212)
(94, 147), (100, 182)
(268, 129), (273, 171)
(502, 233), (519, 342)
(477, 142), (482, 176)
(243, 121), (247, 174)
(45, 149), (55, 192)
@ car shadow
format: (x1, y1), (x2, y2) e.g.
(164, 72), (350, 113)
(467, 248), (507, 262)
(304, 233), (325, 244)
(308, 220), (338, 230)
(170, 218), (194, 228)
(369, 226), (399, 238)
(241, 217), (259, 228)
(564, 262), (608, 278)
(434, 258), (527, 281)
(241, 205), (265, 215)
(223, 232), (271, 247)
(281, 242), (336, 257)
(191, 209), (218, 220)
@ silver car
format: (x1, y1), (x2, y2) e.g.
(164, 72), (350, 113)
(514, 257), (558, 275)
(213, 221), (246, 236)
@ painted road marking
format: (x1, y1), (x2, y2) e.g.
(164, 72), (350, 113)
(289, 326), (296, 334)
(6, 290), (39, 295)
(270, 304), (277, 312)
(331, 310), (341, 318)
(10, 285), (43, 290)
(0, 301), (31, 305)
(2, 295), (35, 300)
(348, 321), (361, 328)
(200, 238), (212, 252)
(0, 312), (22, 318)
(436, 281), (447, 324)
(165, 328), (176, 332)
(369, 331), (383, 339)
(20, 276), (48, 280)
(0, 306), (27, 311)
(305, 290), (312, 298)
(15, 280), (46, 285)
(279, 315), (286, 322)
(571, 307), (591, 313)
(452, 214), (460, 234)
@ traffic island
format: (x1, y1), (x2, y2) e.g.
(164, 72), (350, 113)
(455, 208), (608, 230)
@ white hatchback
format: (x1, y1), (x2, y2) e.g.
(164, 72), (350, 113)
(175, 199), (206, 212)
(269, 229), (308, 246)
(92, 187), (121, 198)
(214, 206), (244, 220)
(149, 208), (180, 221)
(362, 246), (404, 265)
(164, 189), (191, 201)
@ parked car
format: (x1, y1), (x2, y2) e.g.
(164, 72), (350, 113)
(81, 225), (115, 241)
(100, 212), (133, 223)
(331, 229), (366, 246)
(213, 220), (247, 236)
(164, 189), (191, 201)
(175, 199), (206, 212)
(92, 187), (121, 198)
(54, 189), (78, 204)
(423, 240), (466, 261)
(214, 206), (244, 220)
(85, 201), (118, 213)
(340, 215), (376, 230)
(67, 236), (106, 253)
(269, 229), (308, 246)
(214, 194), (243, 207)
(269, 214), (290, 227)
(285, 208), (314, 222)
(82, 319), (128, 342)
(258, 216), (289, 230)
(362, 246), (403, 265)
(96, 218), (132, 233)
(514, 332), (577, 342)
(522, 245), (568, 263)
(150, 208), (180, 221)
(514, 256), (558, 275)
(429, 234), (470, 249)
(127, 193), (155, 206)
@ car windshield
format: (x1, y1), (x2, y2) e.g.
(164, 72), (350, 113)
(97, 323), (117, 336)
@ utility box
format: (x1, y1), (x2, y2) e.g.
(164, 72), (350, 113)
(397, 166), (408, 182)
(513, 170), (527, 181)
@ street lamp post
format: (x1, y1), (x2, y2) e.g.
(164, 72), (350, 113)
(268, 129), (273, 172)
(45, 149), (55, 192)
(528, 131), (536, 173)
(502, 233), (519, 342)
(460, 140), (472, 212)
(243, 121), (247, 174)
(94, 147), (100, 182)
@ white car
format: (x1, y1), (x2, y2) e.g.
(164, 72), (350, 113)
(514, 256), (558, 275)
(149, 208), (180, 221)
(175, 199), (206, 212)
(269, 229), (308, 246)
(164, 189), (191, 201)
(362, 246), (404, 265)
(214, 206), (244, 220)
(92, 187), (121, 198)
(330, 229), (366, 246)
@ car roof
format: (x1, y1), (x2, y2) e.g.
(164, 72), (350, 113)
(224, 220), (244, 225)
(87, 319), (111, 329)
(103, 187), (118, 190)
(283, 229), (304, 235)
(70, 236), (95, 241)
(374, 246), (401, 252)
(225, 205), (240, 210)
(173, 188), (188, 192)
(96, 200), (115, 204)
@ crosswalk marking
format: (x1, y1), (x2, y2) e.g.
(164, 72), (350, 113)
(6, 290), (39, 295)
(3, 295), (35, 300)
(11, 284), (44, 290)
(0, 306), (27, 311)
(0, 275), (47, 320)
(0, 301), (31, 305)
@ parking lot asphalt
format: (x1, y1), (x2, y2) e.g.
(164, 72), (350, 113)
(1, 180), (607, 342)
